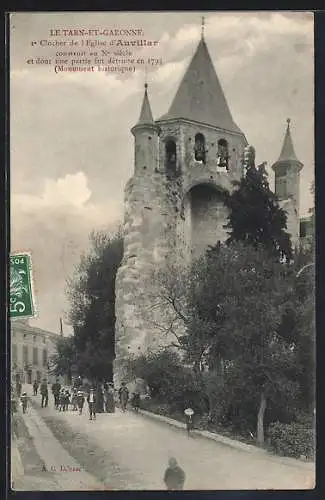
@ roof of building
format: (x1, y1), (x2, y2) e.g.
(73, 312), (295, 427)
(11, 319), (59, 343)
(157, 37), (243, 135)
(135, 83), (154, 125)
(272, 119), (303, 169)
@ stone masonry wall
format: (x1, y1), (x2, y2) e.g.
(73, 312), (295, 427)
(114, 119), (247, 380)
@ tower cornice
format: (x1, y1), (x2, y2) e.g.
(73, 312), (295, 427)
(155, 116), (247, 142)
(131, 122), (160, 136)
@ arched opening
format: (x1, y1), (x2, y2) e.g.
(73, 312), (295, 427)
(179, 183), (229, 260)
(165, 139), (177, 176)
(194, 133), (206, 163)
(217, 138), (229, 170)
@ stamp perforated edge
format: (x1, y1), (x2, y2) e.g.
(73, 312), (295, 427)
(10, 250), (39, 320)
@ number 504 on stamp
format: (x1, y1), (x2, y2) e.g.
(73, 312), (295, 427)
(10, 253), (36, 318)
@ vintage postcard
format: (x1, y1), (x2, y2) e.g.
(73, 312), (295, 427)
(10, 11), (315, 491)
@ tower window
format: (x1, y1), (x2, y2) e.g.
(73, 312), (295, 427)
(165, 139), (177, 175)
(194, 133), (206, 163)
(217, 139), (229, 170)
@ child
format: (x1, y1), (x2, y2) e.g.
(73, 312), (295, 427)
(20, 392), (28, 414)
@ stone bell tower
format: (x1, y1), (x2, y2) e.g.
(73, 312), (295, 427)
(114, 30), (247, 379)
(272, 119), (303, 249)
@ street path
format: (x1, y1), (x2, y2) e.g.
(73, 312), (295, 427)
(25, 387), (315, 490)
(12, 403), (105, 490)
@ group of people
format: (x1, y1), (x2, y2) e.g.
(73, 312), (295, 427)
(17, 375), (142, 419)
(47, 378), (140, 420)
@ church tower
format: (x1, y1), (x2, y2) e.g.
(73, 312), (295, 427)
(114, 28), (247, 379)
(272, 119), (303, 248)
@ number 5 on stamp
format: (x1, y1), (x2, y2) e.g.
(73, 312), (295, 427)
(10, 253), (35, 318)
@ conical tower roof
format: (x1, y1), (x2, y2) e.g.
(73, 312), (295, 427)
(136, 83), (154, 125)
(272, 119), (303, 170)
(157, 37), (243, 134)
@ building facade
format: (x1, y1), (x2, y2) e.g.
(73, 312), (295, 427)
(11, 319), (60, 385)
(114, 33), (308, 378)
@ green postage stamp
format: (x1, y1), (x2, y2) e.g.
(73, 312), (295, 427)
(9, 253), (36, 318)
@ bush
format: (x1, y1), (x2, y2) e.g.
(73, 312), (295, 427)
(267, 420), (315, 459)
(131, 348), (207, 414)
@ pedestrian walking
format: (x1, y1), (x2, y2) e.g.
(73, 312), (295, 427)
(77, 390), (85, 415)
(40, 379), (48, 408)
(131, 391), (140, 412)
(64, 390), (71, 411)
(59, 389), (66, 411)
(118, 382), (129, 412)
(20, 392), (28, 414)
(163, 457), (186, 490)
(106, 383), (115, 413)
(87, 388), (97, 420)
(33, 380), (39, 396)
(72, 388), (78, 411)
(184, 408), (194, 437)
(51, 379), (61, 409)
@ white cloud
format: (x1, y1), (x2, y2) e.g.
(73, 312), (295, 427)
(42, 172), (91, 207)
(11, 171), (122, 225)
(12, 171), (90, 209)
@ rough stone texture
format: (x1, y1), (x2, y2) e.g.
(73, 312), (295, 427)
(114, 115), (247, 379)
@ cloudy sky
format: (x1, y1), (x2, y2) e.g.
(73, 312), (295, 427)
(10, 11), (314, 334)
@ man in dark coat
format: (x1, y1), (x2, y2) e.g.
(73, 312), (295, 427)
(105, 383), (115, 413)
(40, 379), (48, 408)
(131, 391), (140, 412)
(163, 457), (186, 490)
(118, 382), (129, 412)
(33, 380), (39, 396)
(51, 379), (61, 409)
(87, 388), (97, 420)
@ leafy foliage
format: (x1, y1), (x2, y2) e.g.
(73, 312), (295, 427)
(131, 348), (206, 414)
(50, 336), (77, 382)
(267, 419), (315, 459)
(224, 148), (292, 261)
(137, 242), (310, 445)
(65, 230), (123, 383)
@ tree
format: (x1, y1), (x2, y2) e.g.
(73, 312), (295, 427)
(224, 146), (292, 261)
(195, 242), (296, 445)
(50, 336), (76, 384)
(66, 229), (123, 384)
